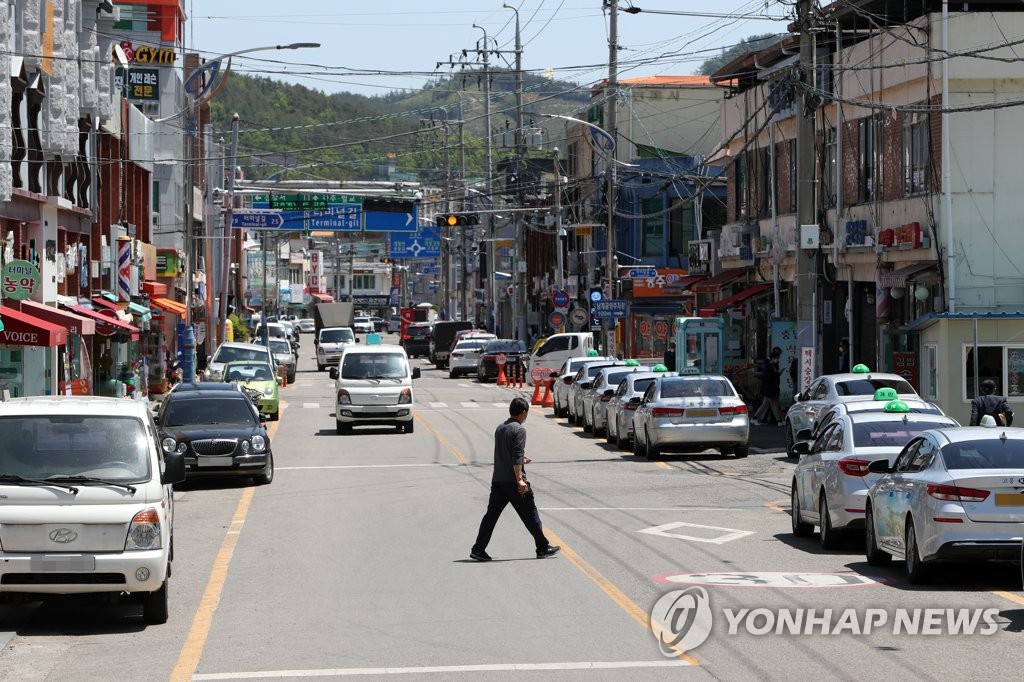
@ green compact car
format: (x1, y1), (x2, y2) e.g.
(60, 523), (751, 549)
(224, 360), (282, 421)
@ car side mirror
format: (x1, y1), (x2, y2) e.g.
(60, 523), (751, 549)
(628, 396), (641, 404)
(603, 389), (614, 397)
(867, 459), (892, 474)
(313, 338), (319, 346)
(162, 450), (186, 485)
(792, 441), (810, 456)
(329, 366), (339, 380)
(412, 367), (421, 379)
(796, 428), (813, 441)
(549, 371), (559, 379)
(563, 377), (574, 385)
(355, 338), (361, 343)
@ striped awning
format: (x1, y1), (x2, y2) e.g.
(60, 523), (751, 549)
(880, 263), (936, 289)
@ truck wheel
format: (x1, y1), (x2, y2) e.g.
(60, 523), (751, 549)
(142, 577), (169, 625)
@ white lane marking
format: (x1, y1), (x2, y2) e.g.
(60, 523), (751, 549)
(302, 402), (321, 409)
(428, 402), (448, 408)
(278, 463), (465, 470)
(493, 402), (508, 408)
(541, 507), (755, 512)
(638, 521), (755, 545)
(192, 660), (691, 679)
(460, 402), (480, 408)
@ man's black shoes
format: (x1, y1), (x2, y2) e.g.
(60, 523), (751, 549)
(536, 545), (561, 559)
(470, 549), (492, 562)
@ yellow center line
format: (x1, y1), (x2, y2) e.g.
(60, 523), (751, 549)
(655, 461), (673, 470)
(544, 529), (699, 666)
(415, 412), (469, 465)
(991, 590), (1024, 607)
(764, 498), (789, 514)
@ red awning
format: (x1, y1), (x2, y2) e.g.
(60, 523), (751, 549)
(0, 305), (68, 346)
(91, 296), (122, 312)
(699, 283), (773, 316)
(19, 300), (96, 336)
(150, 297), (187, 317)
(691, 268), (747, 294)
(66, 305), (141, 340)
(311, 292), (334, 303)
(142, 280), (168, 297)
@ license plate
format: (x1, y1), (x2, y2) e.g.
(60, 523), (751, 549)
(362, 405), (388, 413)
(995, 493), (1024, 506)
(30, 555), (95, 571)
(687, 408), (717, 418)
(197, 455), (234, 468)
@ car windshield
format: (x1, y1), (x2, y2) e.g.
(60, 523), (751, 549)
(225, 362), (276, 382)
(661, 378), (733, 398)
(456, 340), (487, 351)
(484, 340), (527, 353)
(836, 378), (915, 396)
(269, 340), (291, 354)
(163, 396), (258, 427)
(851, 421), (952, 447)
(341, 353), (408, 379)
(942, 440), (1024, 469)
(214, 346), (270, 364)
(0, 415), (151, 481)
(321, 329), (354, 343)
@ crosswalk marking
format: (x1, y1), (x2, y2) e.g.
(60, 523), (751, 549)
(302, 402), (321, 409)
(460, 402), (480, 408)
(429, 402), (447, 408)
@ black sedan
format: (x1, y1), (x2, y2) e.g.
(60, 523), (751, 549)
(156, 386), (273, 485)
(477, 339), (529, 382)
(401, 322), (433, 359)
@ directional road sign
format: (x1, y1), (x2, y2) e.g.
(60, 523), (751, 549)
(628, 267), (658, 279)
(365, 204), (418, 233)
(592, 299), (628, 319)
(251, 194), (363, 232)
(389, 225), (441, 258)
(231, 210), (283, 229)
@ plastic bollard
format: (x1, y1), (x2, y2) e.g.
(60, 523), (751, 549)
(278, 364), (288, 388)
(531, 375), (543, 405)
(496, 362), (508, 386)
(541, 377), (555, 408)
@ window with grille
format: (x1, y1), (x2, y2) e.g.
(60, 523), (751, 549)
(903, 112), (929, 196)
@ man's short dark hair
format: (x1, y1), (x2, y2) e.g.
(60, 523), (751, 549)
(981, 379), (997, 394)
(509, 397), (530, 416)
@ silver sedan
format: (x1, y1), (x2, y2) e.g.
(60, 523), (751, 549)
(552, 356), (615, 418)
(606, 371), (668, 450)
(632, 374), (749, 459)
(585, 363), (652, 437)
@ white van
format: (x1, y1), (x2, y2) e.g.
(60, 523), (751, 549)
(526, 332), (596, 385)
(315, 326), (357, 371)
(0, 396), (186, 624)
(329, 342), (421, 434)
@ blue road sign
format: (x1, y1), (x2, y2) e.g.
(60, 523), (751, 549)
(389, 225), (441, 258)
(303, 205), (362, 231)
(365, 207), (418, 233)
(628, 267), (658, 279)
(420, 262), (440, 275)
(231, 210), (283, 229)
(592, 299), (628, 319)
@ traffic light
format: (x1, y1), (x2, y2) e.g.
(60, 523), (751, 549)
(435, 213), (480, 227)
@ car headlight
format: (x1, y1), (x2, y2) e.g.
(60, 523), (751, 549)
(251, 435), (266, 452)
(125, 508), (162, 551)
(264, 386), (274, 395)
(337, 388), (351, 405)
(161, 437), (177, 454)
(398, 388), (412, 404)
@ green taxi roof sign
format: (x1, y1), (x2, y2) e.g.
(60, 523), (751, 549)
(873, 387), (898, 401)
(624, 359), (640, 367)
(851, 363), (871, 373)
(884, 399), (910, 413)
(652, 364), (669, 373)
(587, 349), (599, 357)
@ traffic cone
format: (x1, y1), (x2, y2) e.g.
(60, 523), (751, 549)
(496, 362), (508, 386)
(541, 378), (555, 408)
(531, 375), (543, 405)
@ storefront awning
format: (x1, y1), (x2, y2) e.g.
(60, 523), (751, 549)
(90, 297), (134, 325)
(880, 262), (936, 289)
(19, 300), (96, 336)
(0, 305), (68, 346)
(142, 280), (168, 297)
(691, 268), (747, 294)
(66, 305), (141, 341)
(150, 297), (187, 317)
(700, 283), (772, 315)
(310, 292), (334, 303)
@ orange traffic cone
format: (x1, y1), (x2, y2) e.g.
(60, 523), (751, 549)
(541, 378), (555, 408)
(531, 375), (543, 405)
(496, 361), (508, 386)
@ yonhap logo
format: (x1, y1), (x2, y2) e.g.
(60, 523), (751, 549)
(649, 587), (713, 655)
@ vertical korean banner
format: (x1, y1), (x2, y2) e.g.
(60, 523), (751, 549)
(771, 320), (798, 404)
(800, 347), (815, 396)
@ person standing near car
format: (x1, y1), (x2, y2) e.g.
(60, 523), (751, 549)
(753, 347), (784, 426)
(470, 397), (561, 561)
(970, 379), (1014, 426)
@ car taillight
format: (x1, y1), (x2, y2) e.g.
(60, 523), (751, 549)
(624, 403), (639, 410)
(718, 405), (748, 415)
(651, 407), (684, 417)
(599, 395), (611, 402)
(926, 483), (990, 502)
(837, 458), (871, 477)
(452, 352), (462, 358)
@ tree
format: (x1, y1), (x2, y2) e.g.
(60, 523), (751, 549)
(698, 34), (785, 76)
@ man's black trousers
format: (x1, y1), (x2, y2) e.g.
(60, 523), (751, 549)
(472, 481), (550, 553)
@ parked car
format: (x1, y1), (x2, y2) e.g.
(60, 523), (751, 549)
(387, 314), (401, 333)
(204, 341), (274, 382)
(606, 369), (672, 449)
(156, 385), (273, 485)
(297, 318), (316, 334)
(633, 374), (749, 459)
(401, 322), (433, 359)
(567, 361), (625, 425)
(352, 316), (374, 334)
(329, 343), (421, 434)
(790, 401), (959, 548)
(865, 422), (1024, 583)
(551, 356), (615, 418)
(223, 360), (282, 421)
(449, 338), (490, 378)
(477, 339), (529, 382)
(584, 362), (652, 437)
(267, 337), (297, 384)
(783, 365), (920, 457)
(0, 396), (185, 624)
(315, 326), (356, 371)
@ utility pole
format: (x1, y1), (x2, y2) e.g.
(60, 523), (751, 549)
(218, 113), (239, 346)
(554, 147), (565, 334)
(603, 0), (619, 356)
(796, 0), (817, 389)
(504, 4), (527, 342)
(458, 100), (469, 321)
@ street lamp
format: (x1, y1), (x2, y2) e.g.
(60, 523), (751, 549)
(174, 42), (319, 382)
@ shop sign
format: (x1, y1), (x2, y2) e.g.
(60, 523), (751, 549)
(688, 240), (712, 275)
(1, 260), (40, 300)
(893, 351), (917, 389)
(156, 249), (180, 277)
(878, 222), (922, 249)
(112, 41), (177, 66)
(633, 268), (693, 298)
(115, 68), (160, 100)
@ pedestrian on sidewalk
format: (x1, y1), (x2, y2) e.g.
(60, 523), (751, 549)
(470, 397), (561, 561)
(753, 347), (784, 426)
(969, 379), (1014, 426)
(663, 341), (676, 372)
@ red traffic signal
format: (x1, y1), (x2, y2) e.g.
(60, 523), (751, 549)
(435, 213), (479, 227)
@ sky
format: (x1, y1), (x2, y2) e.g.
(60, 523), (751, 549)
(184, 1), (790, 99)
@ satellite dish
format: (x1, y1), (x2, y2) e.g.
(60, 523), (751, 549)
(113, 44), (130, 67)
